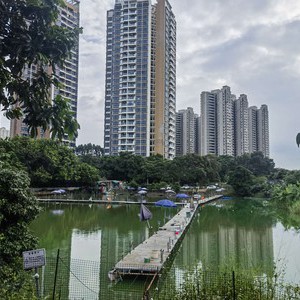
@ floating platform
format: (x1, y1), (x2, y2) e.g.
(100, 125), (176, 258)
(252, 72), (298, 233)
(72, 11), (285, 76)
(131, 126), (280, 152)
(109, 195), (222, 279)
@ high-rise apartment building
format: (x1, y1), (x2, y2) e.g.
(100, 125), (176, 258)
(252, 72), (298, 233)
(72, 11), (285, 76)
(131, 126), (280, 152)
(215, 86), (235, 156)
(234, 94), (249, 156)
(194, 114), (201, 155)
(200, 86), (270, 158)
(200, 91), (217, 155)
(257, 104), (270, 157)
(248, 106), (258, 153)
(10, 0), (80, 146)
(248, 105), (269, 157)
(104, 0), (176, 158)
(200, 86), (235, 156)
(175, 107), (195, 156)
(55, 0), (80, 147)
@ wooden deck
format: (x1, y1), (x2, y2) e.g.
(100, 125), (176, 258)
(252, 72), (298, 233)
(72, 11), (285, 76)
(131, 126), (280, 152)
(110, 195), (222, 278)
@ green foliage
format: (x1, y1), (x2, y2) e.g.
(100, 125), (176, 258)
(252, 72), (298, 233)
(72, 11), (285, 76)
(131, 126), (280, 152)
(171, 154), (220, 185)
(76, 151), (275, 192)
(0, 264), (37, 300)
(142, 155), (168, 183)
(272, 182), (300, 207)
(235, 152), (275, 176)
(217, 155), (236, 182)
(228, 166), (254, 196)
(0, 0), (81, 139)
(76, 143), (104, 156)
(0, 137), (279, 192)
(291, 201), (300, 215)
(269, 168), (290, 182)
(97, 152), (144, 182)
(270, 182), (300, 230)
(49, 95), (80, 140)
(89, 153), (221, 186)
(0, 137), (100, 187)
(283, 170), (300, 185)
(128, 179), (138, 189)
(0, 164), (40, 298)
(158, 266), (300, 300)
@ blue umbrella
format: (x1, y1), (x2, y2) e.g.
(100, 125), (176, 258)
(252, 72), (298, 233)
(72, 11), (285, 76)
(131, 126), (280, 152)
(155, 199), (177, 207)
(176, 193), (189, 198)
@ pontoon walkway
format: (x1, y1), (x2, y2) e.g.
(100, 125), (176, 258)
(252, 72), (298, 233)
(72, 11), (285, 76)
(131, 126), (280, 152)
(109, 195), (222, 279)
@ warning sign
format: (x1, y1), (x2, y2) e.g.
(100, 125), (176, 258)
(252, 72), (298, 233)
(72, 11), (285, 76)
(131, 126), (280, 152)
(23, 249), (46, 270)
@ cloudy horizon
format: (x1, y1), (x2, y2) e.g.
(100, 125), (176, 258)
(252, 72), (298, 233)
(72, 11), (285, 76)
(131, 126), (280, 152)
(1, 0), (300, 170)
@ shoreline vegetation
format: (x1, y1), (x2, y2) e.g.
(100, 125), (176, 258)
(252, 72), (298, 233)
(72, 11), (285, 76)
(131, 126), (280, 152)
(156, 264), (300, 300)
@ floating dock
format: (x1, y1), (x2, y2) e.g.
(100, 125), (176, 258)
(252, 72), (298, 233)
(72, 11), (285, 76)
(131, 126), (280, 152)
(109, 195), (222, 279)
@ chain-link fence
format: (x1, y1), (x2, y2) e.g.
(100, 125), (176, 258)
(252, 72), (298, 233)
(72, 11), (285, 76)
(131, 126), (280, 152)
(27, 254), (300, 300)
(31, 253), (152, 300)
(152, 266), (300, 300)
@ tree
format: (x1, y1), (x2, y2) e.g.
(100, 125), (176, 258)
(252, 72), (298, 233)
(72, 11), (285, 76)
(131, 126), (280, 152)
(217, 155), (236, 182)
(236, 152), (275, 176)
(142, 155), (168, 184)
(0, 0), (81, 139)
(171, 154), (205, 185)
(228, 166), (254, 197)
(0, 164), (40, 297)
(0, 137), (100, 187)
(76, 143), (104, 157)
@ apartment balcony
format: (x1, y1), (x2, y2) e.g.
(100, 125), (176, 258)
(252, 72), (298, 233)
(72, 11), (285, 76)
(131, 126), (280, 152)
(119, 127), (135, 133)
(119, 107), (135, 114)
(118, 146), (135, 152)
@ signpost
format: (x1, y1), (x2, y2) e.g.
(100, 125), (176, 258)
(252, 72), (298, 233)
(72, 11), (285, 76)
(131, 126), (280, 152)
(23, 248), (46, 270)
(23, 248), (46, 299)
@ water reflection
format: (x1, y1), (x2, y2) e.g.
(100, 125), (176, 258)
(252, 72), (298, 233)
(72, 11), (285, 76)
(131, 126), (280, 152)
(69, 230), (101, 299)
(31, 203), (177, 299)
(172, 201), (274, 276)
(30, 198), (300, 299)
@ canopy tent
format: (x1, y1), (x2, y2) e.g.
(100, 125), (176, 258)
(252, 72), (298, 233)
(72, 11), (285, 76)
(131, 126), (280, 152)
(155, 199), (177, 207)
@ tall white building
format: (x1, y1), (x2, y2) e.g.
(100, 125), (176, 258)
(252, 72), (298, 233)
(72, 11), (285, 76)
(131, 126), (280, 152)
(200, 86), (270, 158)
(200, 86), (234, 156)
(194, 114), (201, 155)
(234, 94), (249, 156)
(104, 0), (176, 158)
(215, 86), (235, 156)
(248, 106), (258, 154)
(175, 107), (195, 156)
(248, 105), (270, 157)
(200, 91), (217, 155)
(257, 104), (270, 157)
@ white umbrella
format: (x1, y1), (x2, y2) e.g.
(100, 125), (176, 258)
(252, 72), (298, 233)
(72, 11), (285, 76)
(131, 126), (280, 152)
(165, 189), (175, 194)
(138, 190), (147, 195)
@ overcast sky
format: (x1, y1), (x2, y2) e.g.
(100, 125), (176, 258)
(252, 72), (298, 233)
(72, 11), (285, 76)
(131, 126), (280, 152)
(1, 0), (300, 170)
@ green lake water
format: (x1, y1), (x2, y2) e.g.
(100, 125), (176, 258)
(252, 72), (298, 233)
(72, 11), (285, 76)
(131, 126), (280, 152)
(30, 197), (300, 299)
